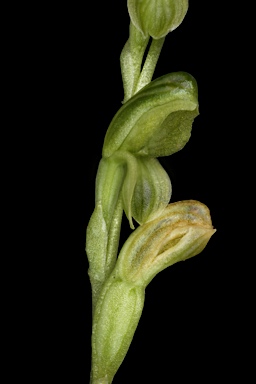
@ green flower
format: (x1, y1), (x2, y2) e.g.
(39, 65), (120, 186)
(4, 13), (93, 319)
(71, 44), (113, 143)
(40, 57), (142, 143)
(101, 72), (199, 229)
(116, 200), (216, 286)
(128, 0), (189, 39)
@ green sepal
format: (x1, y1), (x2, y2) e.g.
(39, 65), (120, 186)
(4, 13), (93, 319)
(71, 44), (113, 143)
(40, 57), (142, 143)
(116, 200), (216, 287)
(95, 157), (125, 230)
(102, 72), (198, 158)
(143, 107), (199, 157)
(109, 151), (171, 229)
(118, 151), (139, 229)
(128, 0), (189, 39)
(122, 155), (172, 228)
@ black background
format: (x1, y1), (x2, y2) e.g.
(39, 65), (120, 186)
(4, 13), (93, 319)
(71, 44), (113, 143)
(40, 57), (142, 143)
(35, 2), (248, 383)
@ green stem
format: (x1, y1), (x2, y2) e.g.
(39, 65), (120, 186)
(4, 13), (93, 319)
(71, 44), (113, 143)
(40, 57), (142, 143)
(90, 376), (109, 384)
(120, 22), (149, 103)
(135, 37), (165, 93)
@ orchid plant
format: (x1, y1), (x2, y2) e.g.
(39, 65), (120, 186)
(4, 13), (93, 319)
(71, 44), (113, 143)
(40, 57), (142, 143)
(86, 1), (215, 383)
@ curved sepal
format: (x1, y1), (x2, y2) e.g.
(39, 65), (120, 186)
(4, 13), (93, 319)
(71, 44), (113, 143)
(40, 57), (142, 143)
(111, 151), (171, 229)
(143, 107), (199, 157)
(122, 155), (172, 228)
(103, 72), (198, 158)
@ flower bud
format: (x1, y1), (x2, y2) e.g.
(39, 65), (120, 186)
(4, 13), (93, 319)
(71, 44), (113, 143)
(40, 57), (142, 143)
(116, 200), (216, 286)
(103, 72), (198, 159)
(128, 0), (189, 39)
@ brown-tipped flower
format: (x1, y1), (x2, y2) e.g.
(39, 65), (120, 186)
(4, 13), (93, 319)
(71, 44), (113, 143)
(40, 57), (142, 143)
(116, 200), (216, 287)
